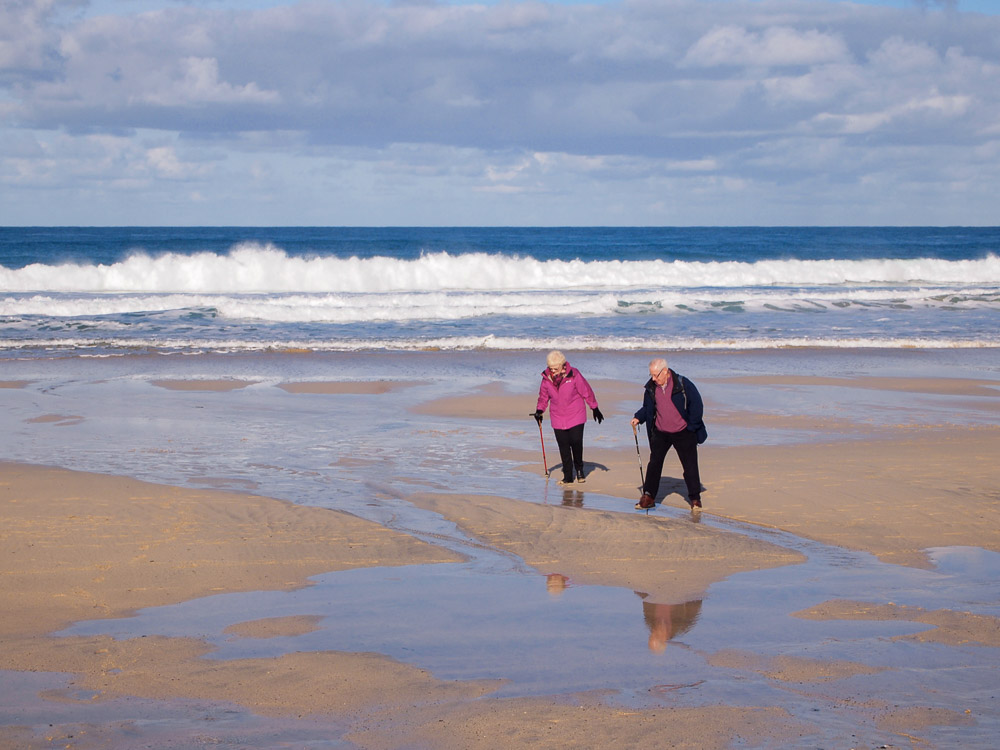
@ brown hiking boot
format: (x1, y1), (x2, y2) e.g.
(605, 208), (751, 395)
(635, 492), (655, 510)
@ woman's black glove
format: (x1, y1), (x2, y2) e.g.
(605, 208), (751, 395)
(532, 410), (544, 425)
(592, 407), (604, 424)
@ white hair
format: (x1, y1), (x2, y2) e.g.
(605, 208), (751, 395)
(649, 357), (668, 372)
(546, 350), (567, 368)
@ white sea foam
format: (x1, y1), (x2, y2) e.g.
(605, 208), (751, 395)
(2, 287), (997, 323)
(1, 335), (996, 354)
(3, 247), (997, 354)
(2, 246), (999, 293)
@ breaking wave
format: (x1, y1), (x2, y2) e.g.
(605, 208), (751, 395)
(3, 245), (998, 354)
(3, 245), (999, 293)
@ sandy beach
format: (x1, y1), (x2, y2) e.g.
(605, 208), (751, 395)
(0, 461), (810, 749)
(1, 349), (999, 748)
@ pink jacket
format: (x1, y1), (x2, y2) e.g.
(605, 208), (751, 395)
(536, 363), (599, 430)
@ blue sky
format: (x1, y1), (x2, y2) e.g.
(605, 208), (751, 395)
(2, 0), (999, 226)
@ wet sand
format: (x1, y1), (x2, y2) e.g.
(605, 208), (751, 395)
(2, 363), (999, 747)
(0, 460), (809, 748)
(151, 379), (255, 392)
(278, 380), (420, 395)
(519, 425), (1000, 568)
(407, 493), (805, 605)
(0, 461), (463, 641)
(0, 380), (32, 389)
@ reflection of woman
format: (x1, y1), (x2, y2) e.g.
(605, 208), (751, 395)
(640, 597), (703, 653)
(545, 573), (570, 597)
(534, 350), (603, 486)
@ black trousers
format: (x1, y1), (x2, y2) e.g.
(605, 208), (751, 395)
(643, 427), (701, 502)
(553, 423), (585, 480)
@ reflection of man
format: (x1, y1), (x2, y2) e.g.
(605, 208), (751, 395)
(631, 357), (707, 511)
(640, 596), (703, 653)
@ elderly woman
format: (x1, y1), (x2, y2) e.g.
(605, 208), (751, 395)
(534, 350), (604, 485)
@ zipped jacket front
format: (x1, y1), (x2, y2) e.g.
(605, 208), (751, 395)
(536, 364), (598, 430)
(633, 369), (708, 445)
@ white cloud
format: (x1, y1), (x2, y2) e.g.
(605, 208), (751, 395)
(0, 0), (66, 78)
(808, 90), (971, 135)
(140, 56), (280, 106)
(868, 36), (942, 73)
(1, 0), (999, 225)
(681, 25), (851, 68)
(145, 144), (179, 174)
(761, 63), (866, 105)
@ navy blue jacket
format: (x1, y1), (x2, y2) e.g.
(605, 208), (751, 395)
(633, 369), (708, 445)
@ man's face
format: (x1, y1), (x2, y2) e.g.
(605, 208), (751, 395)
(649, 365), (670, 386)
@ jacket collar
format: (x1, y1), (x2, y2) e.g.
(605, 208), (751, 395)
(543, 363), (575, 382)
(645, 369), (678, 394)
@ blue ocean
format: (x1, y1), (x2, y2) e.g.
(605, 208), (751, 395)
(1, 226), (998, 357)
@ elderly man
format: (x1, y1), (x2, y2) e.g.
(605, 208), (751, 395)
(630, 358), (707, 511)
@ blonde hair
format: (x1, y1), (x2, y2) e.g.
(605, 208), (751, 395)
(546, 350), (567, 369)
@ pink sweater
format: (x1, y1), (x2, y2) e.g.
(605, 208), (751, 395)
(653, 374), (688, 433)
(536, 364), (599, 430)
